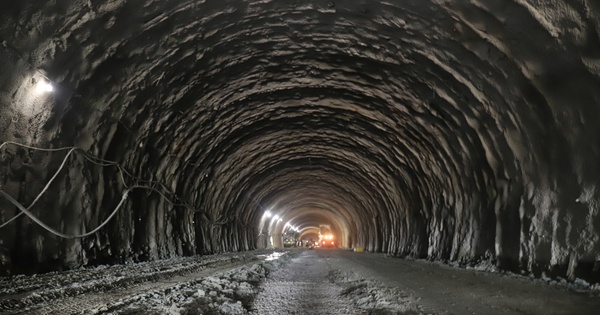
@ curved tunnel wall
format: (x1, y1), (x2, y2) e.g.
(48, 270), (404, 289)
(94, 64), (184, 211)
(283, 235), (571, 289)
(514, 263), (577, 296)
(0, 0), (599, 282)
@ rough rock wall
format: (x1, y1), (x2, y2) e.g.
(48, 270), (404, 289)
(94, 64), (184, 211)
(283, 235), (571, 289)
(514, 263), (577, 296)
(0, 0), (599, 282)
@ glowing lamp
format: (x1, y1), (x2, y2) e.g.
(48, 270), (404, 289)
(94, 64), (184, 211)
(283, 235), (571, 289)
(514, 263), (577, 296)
(36, 81), (53, 93)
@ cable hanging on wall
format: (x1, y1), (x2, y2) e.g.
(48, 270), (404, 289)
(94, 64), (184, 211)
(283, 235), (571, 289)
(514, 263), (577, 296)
(0, 147), (76, 229)
(1, 36), (205, 178)
(0, 141), (242, 238)
(0, 36), (245, 234)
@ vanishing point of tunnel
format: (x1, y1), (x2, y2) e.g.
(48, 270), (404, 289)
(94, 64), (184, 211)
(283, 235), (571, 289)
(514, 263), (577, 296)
(1, 0), (600, 295)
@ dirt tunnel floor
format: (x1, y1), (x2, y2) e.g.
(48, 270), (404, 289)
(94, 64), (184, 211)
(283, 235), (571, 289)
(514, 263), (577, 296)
(249, 249), (362, 314)
(282, 249), (600, 315)
(1, 249), (599, 314)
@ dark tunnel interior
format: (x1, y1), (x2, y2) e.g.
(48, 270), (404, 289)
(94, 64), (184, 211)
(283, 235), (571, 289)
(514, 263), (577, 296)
(1, 0), (600, 284)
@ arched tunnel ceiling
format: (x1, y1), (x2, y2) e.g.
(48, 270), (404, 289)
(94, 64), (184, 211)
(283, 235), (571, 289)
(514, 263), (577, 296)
(1, 0), (600, 281)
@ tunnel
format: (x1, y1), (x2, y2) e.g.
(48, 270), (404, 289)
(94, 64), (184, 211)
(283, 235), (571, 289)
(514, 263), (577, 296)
(1, 0), (600, 289)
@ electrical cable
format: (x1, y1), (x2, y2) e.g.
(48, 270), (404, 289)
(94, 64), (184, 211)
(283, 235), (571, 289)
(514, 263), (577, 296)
(0, 141), (74, 152)
(0, 141), (231, 233)
(75, 150), (196, 209)
(0, 185), (191, 239)
(0, 145), (140, 229)
(0, 148), (76, 228)
(2, 35), (204, 177)
(0, 141), (192, 205)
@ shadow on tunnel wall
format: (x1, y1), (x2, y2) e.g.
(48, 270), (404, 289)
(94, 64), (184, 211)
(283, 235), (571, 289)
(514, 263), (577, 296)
(0, 0), (599, 285)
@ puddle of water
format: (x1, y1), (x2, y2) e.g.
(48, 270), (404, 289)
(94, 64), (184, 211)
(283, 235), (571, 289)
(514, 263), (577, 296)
(259, 252), (285, 261)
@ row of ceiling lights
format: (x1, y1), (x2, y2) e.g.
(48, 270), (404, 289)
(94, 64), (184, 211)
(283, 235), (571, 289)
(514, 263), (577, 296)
(264, 210), (300, 232)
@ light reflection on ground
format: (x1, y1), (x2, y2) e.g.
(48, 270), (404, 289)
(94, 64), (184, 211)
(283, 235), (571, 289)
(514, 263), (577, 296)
(259, 251), (285, 261)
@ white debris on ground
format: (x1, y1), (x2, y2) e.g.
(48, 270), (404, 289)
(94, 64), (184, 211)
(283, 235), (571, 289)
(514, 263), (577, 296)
(108, 250), (427, 315)
(406, 255), (600, 297)
(103, 253), (289, 315)
(532, 273), (600, 295)
(0, 251), (294, 315)
(457, 260), (600, 296)
(249, 250), (363, 315)
(0, 254), (247, 312)
(3, 249), (598, 314)
(328, 269), (424, 315)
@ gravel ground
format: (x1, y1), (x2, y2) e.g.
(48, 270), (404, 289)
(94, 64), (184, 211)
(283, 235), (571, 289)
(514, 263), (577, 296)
(250, 249), (423, 314)
(250, 249), (361, 314)
(0, 250), (291, 315)
(2, 249), (599, 315)
(330, 250), (600, 315)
